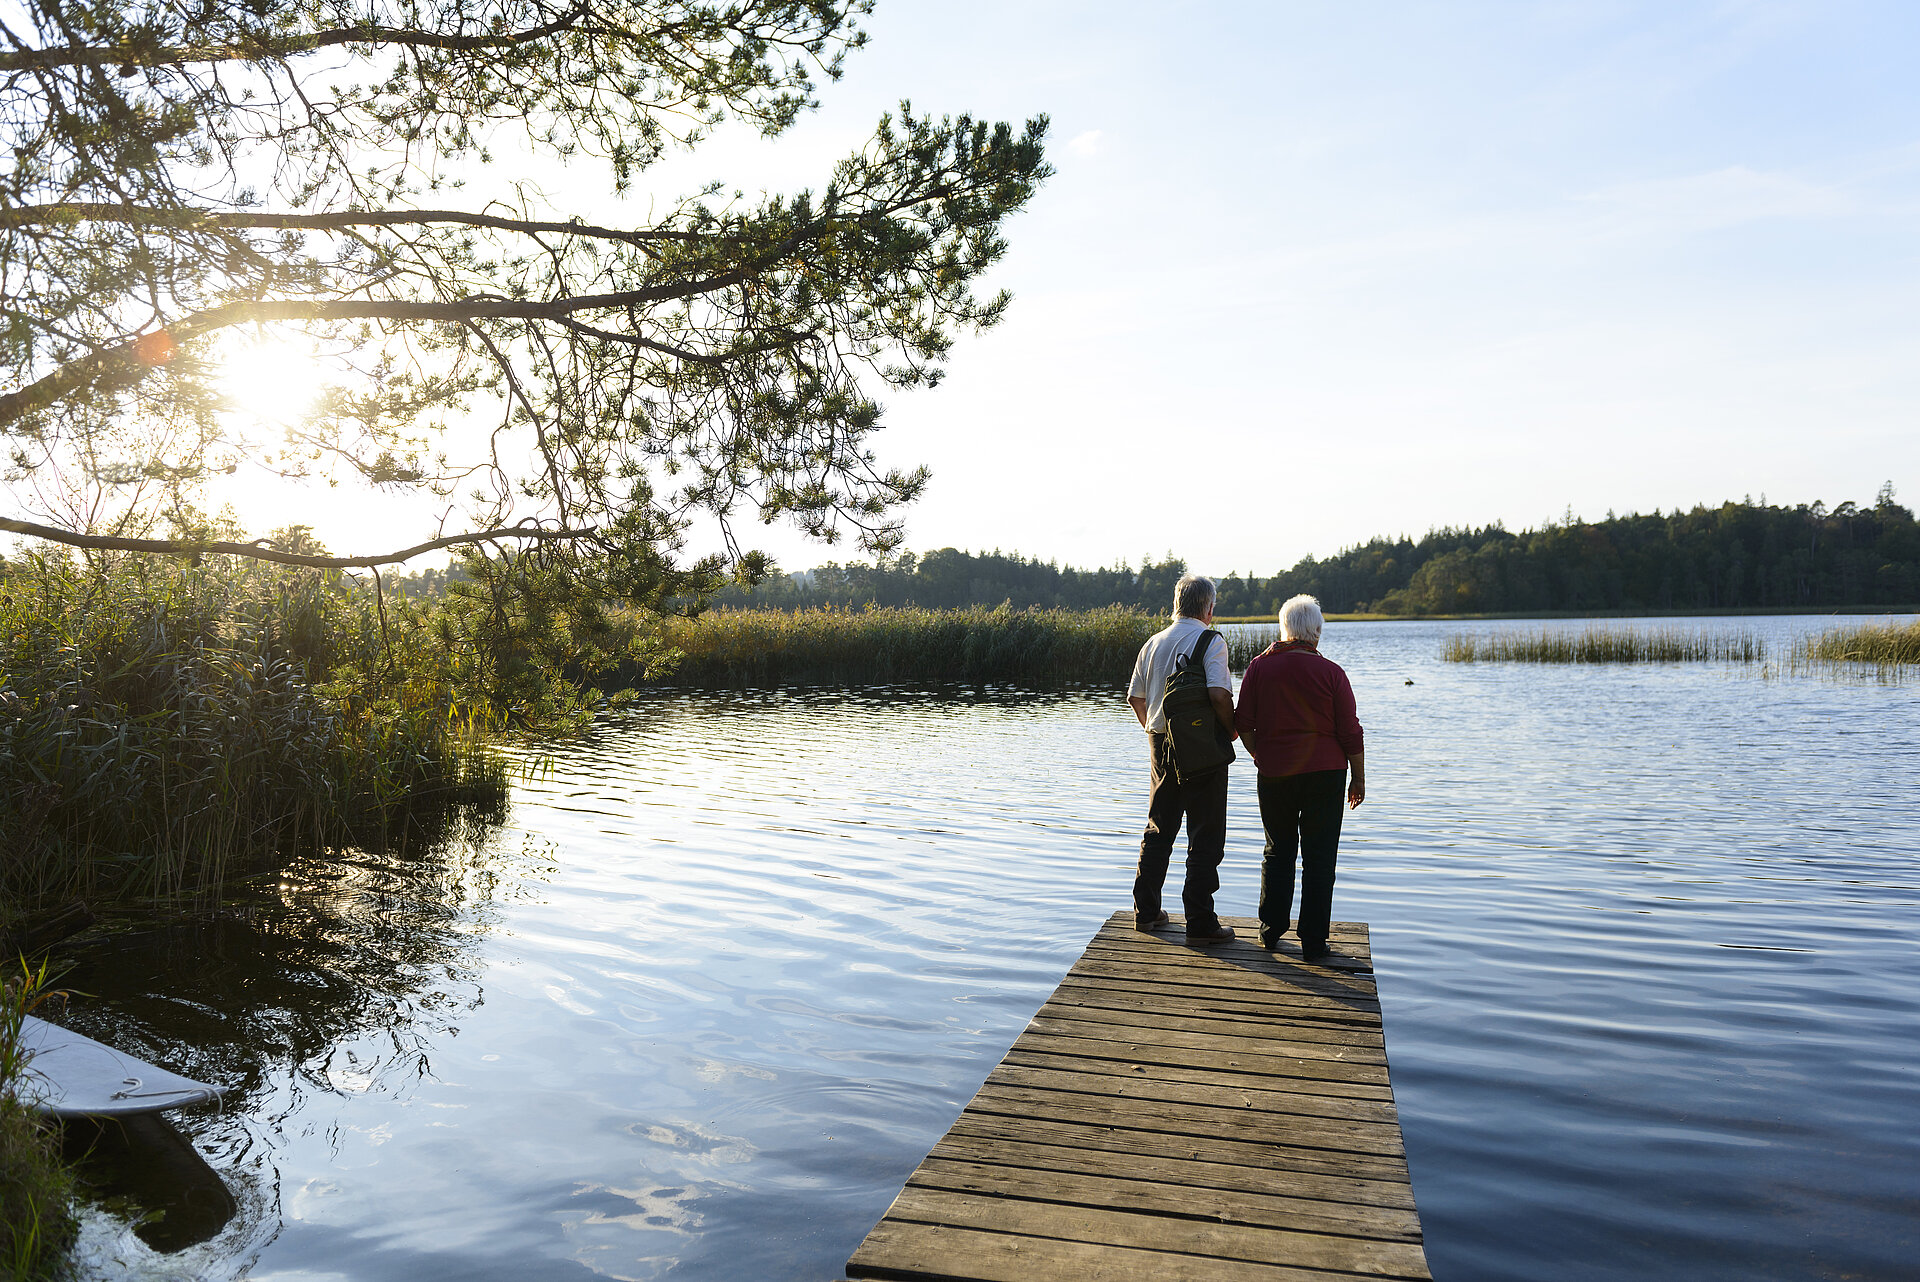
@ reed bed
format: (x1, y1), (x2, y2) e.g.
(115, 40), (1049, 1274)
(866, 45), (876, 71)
(1226, 625), (1279, 669)
(0, 555), (516, 1265)
(0, 556), (506, 927)
(1798, 618), (1920, 668)
(1443, 626), (1767, 664)
(636, 605), (1158, 687)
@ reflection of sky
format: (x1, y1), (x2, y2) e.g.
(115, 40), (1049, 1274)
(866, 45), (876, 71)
(65, 619), (1920, 1280)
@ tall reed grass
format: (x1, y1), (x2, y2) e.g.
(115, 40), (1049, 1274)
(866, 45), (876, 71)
(1225, 625), (1278, 669)
(0, 962), (74, 1281)
(1799, 618), (1920, 667)
(632, 605), (1158, 687)
(1443, 626), (1767, 664)
(0, 554), (506, 928)
(0, 552), (524, 1272)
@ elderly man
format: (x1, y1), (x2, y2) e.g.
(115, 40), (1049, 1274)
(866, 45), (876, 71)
(1126, 573), (1238, 943)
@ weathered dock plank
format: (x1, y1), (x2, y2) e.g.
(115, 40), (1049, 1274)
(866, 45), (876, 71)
(847, 912), (1430, 1282)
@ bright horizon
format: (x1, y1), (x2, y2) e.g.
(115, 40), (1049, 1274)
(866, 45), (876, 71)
(126, 2), (1920, 577)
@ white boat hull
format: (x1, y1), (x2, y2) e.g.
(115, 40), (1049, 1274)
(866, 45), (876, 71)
(12, 1014), (224, 1117)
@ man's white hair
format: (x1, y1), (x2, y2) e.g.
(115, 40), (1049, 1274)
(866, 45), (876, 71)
(1173, 573), (1216, 620)
(1279, 594), (1324, 645)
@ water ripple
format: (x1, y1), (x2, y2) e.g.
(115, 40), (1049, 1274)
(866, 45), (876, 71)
(59, 615), (1920, 1281)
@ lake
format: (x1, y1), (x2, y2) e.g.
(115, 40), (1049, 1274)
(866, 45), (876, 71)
(52, 615), (1920, 1280)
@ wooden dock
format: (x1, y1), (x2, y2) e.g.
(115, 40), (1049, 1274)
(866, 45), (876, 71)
(847, 912), (1429, 1281)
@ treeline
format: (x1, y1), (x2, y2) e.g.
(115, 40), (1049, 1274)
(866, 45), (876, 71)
(706, 548), (1194, 613)
(1307, 486), (1918, 615)
(703, 485), (1919, 616)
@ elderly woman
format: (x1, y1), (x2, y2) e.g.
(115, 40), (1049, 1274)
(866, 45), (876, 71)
(1232, 594), (1365, 960)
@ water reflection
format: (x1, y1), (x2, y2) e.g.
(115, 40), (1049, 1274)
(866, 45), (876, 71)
(63, 1114), (237, 1253)
(47, 617), (1920, 1281)
(56, 832), (520, 1274)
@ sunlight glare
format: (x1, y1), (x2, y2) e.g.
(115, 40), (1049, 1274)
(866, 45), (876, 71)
(207, 331), (443, 554)
(218, 332), (334, 428)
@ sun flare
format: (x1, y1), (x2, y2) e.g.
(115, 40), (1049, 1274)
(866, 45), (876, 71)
(217, 333), (334, 428)
(206, 332), (374, 545)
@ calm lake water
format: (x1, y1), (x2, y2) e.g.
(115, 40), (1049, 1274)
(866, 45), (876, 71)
(52, 615), (1920, 1281)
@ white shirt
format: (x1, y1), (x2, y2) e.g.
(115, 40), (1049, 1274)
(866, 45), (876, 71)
(1128, 617), (1232, 733)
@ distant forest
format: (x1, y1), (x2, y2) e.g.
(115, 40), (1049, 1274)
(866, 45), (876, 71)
(701, 485), (1920, 616)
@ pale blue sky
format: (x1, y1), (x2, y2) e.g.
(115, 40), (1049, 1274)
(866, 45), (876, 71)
(209, 1), (1920, 577)
(687, 0), (1920, 576)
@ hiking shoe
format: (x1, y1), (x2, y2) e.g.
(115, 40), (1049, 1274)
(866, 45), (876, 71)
(1135, 909), (1171, 931)
(1185, 921), (1235, 945)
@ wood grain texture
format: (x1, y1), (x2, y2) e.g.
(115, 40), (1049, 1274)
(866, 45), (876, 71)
(847, 913), (1430, 1281)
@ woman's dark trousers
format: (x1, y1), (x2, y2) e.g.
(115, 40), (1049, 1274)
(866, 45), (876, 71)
(1136, 732), (1228, 930)
(1256, 768), (1346, 948)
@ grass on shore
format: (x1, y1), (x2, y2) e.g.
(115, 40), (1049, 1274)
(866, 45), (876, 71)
(1443, 626), (1767, 664)
(0, 963), (75, 1281)
(633, 605), (1159, 687)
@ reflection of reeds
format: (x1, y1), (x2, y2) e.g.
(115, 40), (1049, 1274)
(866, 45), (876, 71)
(644, 605), (1158, 686)
(1443, 627), (1766, 664)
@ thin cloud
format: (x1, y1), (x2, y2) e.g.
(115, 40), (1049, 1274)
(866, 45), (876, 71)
(1068, 129), (1105, 157)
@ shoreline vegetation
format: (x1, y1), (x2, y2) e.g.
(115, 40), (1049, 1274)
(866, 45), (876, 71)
(677, 490), (1920, 619)
(3, 568), (1917, 1274)
(1443, 626), (1767, 665)
(635, 605), (1157, 688)
(1794, 618), (1920, 673)
(1, 965), (73, 1278)
(1440, 618), (1920, 669)
(0, 553), (511, 937)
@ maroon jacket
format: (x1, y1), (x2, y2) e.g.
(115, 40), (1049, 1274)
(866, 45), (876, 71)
(1233, 641), (1364, 777)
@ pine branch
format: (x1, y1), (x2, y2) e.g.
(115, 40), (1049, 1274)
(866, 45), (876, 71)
(0, 203), (700, 248)
(0, 6), (596, 73)
(0, 514), (603, 568)
(0, 283), (764, 430)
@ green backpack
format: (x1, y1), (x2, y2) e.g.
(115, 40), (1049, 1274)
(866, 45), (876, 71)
(1163, 629), (1235, 782)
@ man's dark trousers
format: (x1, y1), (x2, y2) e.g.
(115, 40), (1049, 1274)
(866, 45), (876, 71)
(1256, 768), (1346, 948)
(1135, 732), (1228, 930)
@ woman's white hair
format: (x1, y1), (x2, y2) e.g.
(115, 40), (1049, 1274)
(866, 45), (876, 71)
(1279, 594), (1324, 645)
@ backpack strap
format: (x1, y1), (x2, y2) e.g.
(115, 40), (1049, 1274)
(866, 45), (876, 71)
(1177, 628), (1222, 675)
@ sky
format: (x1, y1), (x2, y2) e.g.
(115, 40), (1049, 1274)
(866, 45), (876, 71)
(207, 0), (1920, 578)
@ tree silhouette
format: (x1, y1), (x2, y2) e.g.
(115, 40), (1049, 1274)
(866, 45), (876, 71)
(0, 0), (1049, 601)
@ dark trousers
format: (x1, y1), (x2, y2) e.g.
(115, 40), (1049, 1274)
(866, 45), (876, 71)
(1256, 769), (1346, 947)
(1136, 732), (1228, 929)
